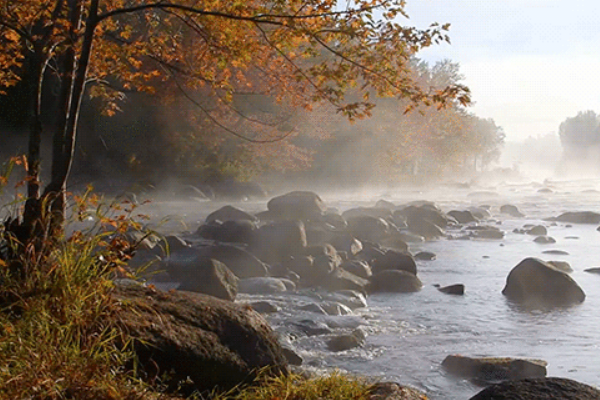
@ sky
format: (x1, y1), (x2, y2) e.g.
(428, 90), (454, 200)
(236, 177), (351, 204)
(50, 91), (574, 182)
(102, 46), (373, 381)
(402, 0), (600, 141)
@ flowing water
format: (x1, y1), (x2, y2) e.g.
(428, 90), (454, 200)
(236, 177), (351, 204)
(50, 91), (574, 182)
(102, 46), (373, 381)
(142, 177), (600, 399)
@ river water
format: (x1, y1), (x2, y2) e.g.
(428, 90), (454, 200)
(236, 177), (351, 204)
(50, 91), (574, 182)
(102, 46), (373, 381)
(142, 177), (600, 399)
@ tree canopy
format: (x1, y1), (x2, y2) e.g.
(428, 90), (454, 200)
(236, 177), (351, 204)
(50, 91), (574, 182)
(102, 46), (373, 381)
(0, 0), (470, 239)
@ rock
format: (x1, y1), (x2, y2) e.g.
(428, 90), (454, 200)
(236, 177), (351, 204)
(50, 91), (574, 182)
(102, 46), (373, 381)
(584, 267), (600, 274)
(251, 220), (307, 263)
(469, 377), (600, 400)
(372, 249), (417, 275)
(342, 206), (392, 220)
(330, 234), (363, 255)
(320, 290), (368, 310)
(299, 303), (327, 314)
(205, 205), (257, 224)
(379, 234), (410, 253)
(346, 215), (391, 242)
(542, 249), (569, 255)
(438, 284), (465, 295)
(113, 284), (288, 394)
(197, 220), (257, 244)
(500, 204), (525, 217)
(448, 209), (478, 224)
(176, 258), (239, 300)
(326, 329), (366, 352)
(502, 258), (585, 306)
(289, 319), (332, 336)
(406, 218), (445, 240)
(546, 260), (573, 273)
(526, 225), (547, 236)
(468, 206), (492, 220)
(537, 187), (553, 193)
(281, 347), (303, 366)
(396, 231), (425, 243)
(414, 251), (436, 261)
(395, 203), (452, 228)
(340, 259), (372, 279)
(267, 191), (326, 220)
(551, 211), (600, 224)
(248, 301), (280, 313)
(443, 355), (546, 383)
(199, 244), (269, 278)
(238, 277), (293, 294)
(321, 301), (353, 316)
(368, 381), (430, 400)
(369, 270), (423, 293)
(322, 268), (370, 293)
(533, 235), (556, 244)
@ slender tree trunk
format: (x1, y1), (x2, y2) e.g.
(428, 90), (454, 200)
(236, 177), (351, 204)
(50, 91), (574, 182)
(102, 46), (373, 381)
(43, 0), (98, 233)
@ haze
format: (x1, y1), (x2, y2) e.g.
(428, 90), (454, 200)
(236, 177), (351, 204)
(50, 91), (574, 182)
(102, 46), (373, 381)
(404, 0), (600, 142)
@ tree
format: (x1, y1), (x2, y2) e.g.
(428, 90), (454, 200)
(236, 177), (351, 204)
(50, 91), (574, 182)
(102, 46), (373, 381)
(0, 0), (469, 242)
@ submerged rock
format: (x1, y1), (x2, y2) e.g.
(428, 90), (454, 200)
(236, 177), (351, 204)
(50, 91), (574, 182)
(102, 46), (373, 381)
(442, 354), (547, 383)
(438, 284), (465, 295)
(469, 377), (600, 400)
(502, 258), (585, 307)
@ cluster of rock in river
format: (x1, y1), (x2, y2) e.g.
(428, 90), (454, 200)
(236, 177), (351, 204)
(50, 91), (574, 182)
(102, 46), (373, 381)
(121, 190), (600, 398)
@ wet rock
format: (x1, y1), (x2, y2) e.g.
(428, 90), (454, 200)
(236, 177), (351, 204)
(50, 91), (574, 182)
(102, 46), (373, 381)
(443, 355), (547, 383)
(347, 215), (391, 242)
(340, 259), (372, 279)
(438, 284), (465, 295)
(500, 204), (525, 217)
(448, 209), (478, 224)
(321, 301), (353, 316)
(197, 220), (257, 244)
(533, 235), (556, 244)
(238, 277), (294, 294)
(542, 249), (569, 255)
(368, 270), (423, 293)
(251, 220), (307, 263)
(248, 301), (280, 314)
(468, 206), (492, 220)
(414, 251), (436, 261)
(406, 218), (445, 240)
(267, 191), (326, 220)
(289, 319), (332, 336)
(299, 303), (327, 314)
(322, 268), (369, 293)
(281, 347), (303, 366)
(368, 381), (429, 400)
(320, 290), (368, 310)
(469, 377), (600, 400)
(113, 284), (288, 394)
(200, 244), (269, 278)
(205, 205), (257, 224)
(551, 211), (600, 224)
(584, 267), (600, 274)
(326, 329), (366, 352)
(329, 234), (363, 256)
(372, 249), (417, 275)
(467, 225), (505, 240)
(502, 258), (585, 307)
(526, 225), (547, 236)
(546, 260), (573, 273)
(396, 231), (425, 243)
(177, 258), (238, 301)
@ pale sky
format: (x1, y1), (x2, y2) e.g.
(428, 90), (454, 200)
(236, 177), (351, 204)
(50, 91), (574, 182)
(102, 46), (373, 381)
(403, 0), (600, 140)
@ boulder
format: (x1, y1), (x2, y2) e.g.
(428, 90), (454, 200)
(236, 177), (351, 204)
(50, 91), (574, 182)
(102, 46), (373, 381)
(526, 225), (547, 236)
(319, 290), (368, 310)
(552, 211), (600, 224)
(542, 249), (569, 255)
(267, 191), (326, 220)
(448, 210), (478, 224)
(369, 270), (423, 293)
(113, 284), (288, 394)
(547, 260), (573, 273)
(395, 204), (451, 228)
(372, 249), (417, 275)
(205, 205), (258, 224)
(251, 220), (307, 263)
(500, 204), (525, 218)
(342, 206), (392, 220)
(339, 259), (372, 279)
(378, 233), (410, 252)
(321, 301), (353, 316)
(326, 329), (366, 352)
(469, 377), (600, 400)
(177, 258), (238, 301)
(248, 301), (280, 314)
(405, 217), (445, 240)
(533, 235), (556, 244)
(414, 251), (436, 261)
(197, 220), (257, 244)
(200, 244), (269, 279)
(442, 355), (546, 383)
(329, 234), (363, 256)
(322, 268), (370, 293)
(346, 215), (391, 242)
(466, 225), (505, 240)
(238, 277), (294, 294)
(438, 284), (465, 295)
(584, 267), (600, 274)
(502, 258), (585, 307)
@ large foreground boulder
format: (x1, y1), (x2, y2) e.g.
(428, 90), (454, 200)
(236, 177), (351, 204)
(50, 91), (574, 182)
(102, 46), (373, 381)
(469, 377), (600, 400)
(502, 258), (585, 307)
(113, 284), (288, 395)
